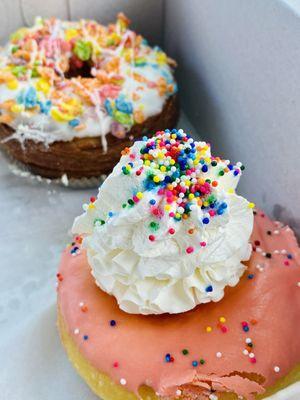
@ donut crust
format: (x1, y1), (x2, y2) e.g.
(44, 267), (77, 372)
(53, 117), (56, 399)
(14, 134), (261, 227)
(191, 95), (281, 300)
(57, 307), (300, 400)
(0, 95), (179, 179)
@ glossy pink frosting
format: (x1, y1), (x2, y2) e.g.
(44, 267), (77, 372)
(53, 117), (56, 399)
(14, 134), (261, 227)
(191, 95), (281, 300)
(57, 211), (300, 399)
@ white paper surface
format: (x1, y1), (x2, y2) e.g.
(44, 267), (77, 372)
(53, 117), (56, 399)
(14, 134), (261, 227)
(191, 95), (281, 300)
(0, 157), (99, 399)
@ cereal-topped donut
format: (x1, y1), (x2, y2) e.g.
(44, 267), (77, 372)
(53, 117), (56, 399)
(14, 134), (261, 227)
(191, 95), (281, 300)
(0, 14), (178, 180)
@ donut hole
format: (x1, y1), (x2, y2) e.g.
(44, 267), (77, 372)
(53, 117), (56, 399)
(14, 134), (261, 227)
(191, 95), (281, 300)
(65, 59), (93, 79)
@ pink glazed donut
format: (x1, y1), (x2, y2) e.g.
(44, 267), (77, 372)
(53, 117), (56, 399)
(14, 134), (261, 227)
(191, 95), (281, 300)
(57, 130), (300, 400)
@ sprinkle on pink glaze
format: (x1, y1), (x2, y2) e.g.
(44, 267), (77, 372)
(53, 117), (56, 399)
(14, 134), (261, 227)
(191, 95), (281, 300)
(186, 246), (194, 254)
(57, 210), (300, 399)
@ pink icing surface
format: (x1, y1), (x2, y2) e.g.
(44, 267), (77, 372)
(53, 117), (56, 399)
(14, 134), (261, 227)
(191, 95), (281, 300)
(57, 211), (300, 399)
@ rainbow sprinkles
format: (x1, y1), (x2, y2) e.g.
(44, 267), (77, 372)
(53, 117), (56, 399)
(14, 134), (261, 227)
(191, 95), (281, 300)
(121, 128), (251, 225)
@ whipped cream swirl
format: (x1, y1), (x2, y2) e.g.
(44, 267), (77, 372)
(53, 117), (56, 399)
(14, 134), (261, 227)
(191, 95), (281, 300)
(73, 129), (254, 314)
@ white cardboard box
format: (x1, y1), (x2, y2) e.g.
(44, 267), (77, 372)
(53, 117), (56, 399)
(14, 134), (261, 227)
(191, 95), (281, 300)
(0, 1), (299, 399)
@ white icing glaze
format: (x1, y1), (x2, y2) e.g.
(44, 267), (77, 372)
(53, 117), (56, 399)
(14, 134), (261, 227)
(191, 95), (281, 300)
(72, 130), (254, 314)
(0, 16), (176, 147)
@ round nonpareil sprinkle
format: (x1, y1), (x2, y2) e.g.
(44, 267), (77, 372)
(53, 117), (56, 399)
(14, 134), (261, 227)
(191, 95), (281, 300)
(165, 353), (174, 363)
(186, 246), (194, 254)
(206, 285), (213, 293)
